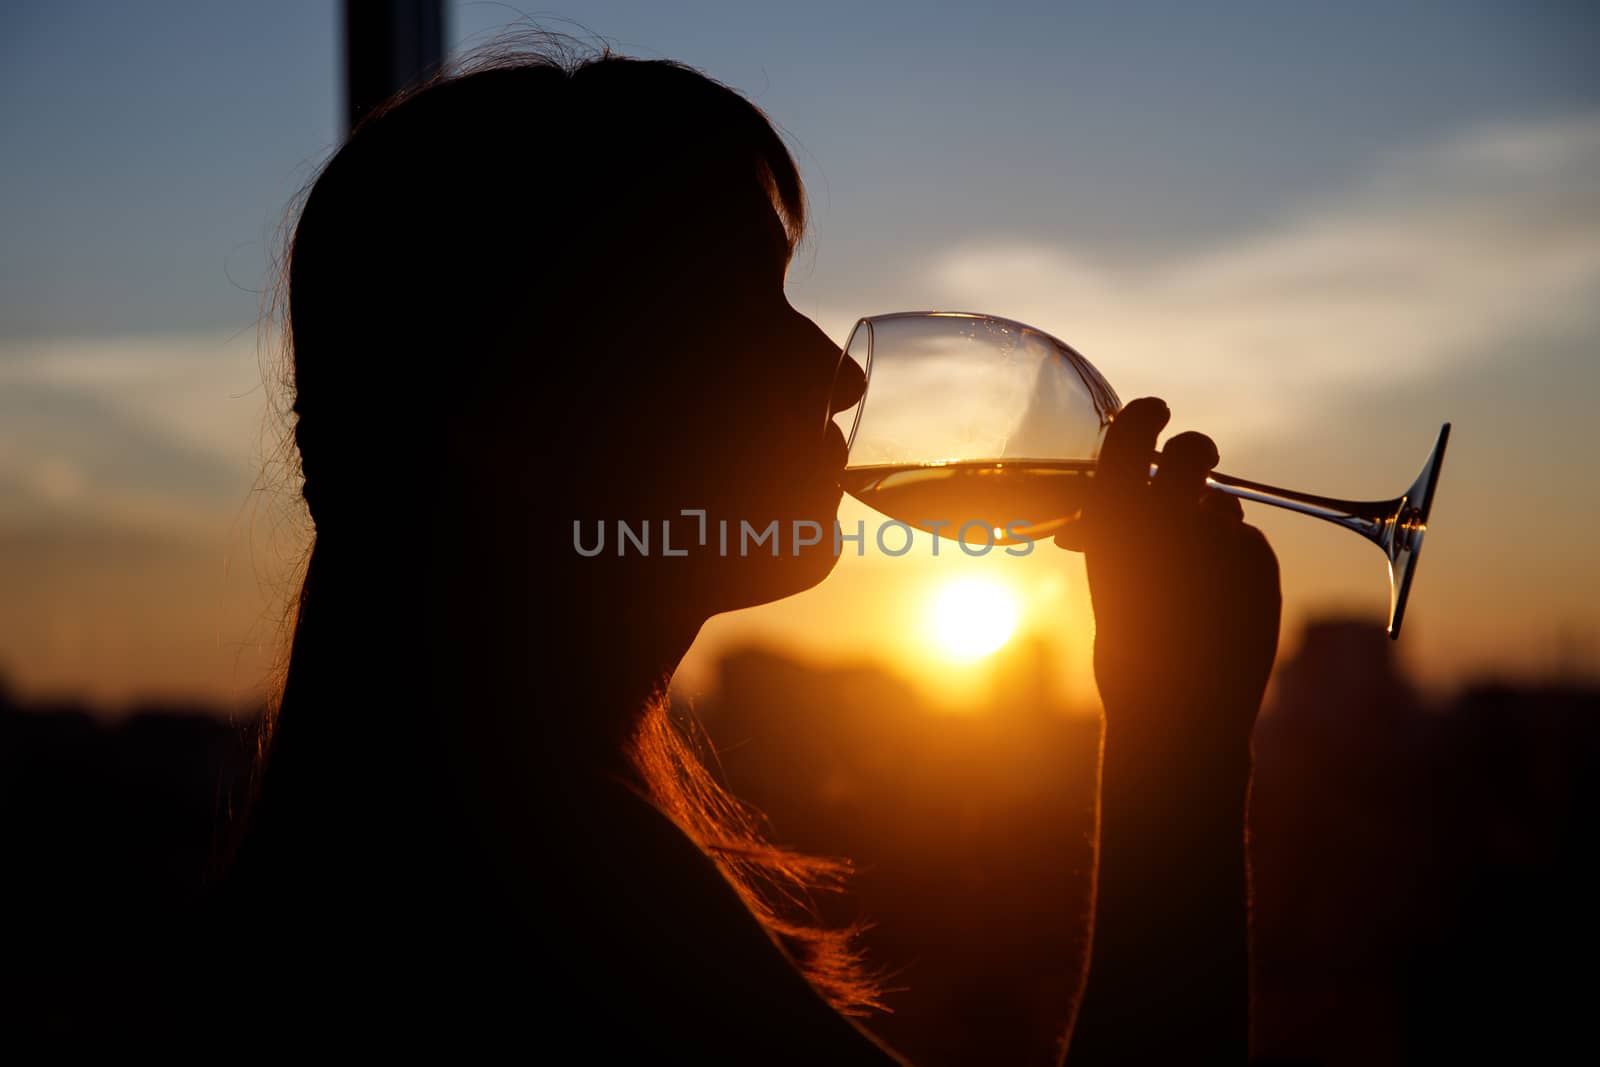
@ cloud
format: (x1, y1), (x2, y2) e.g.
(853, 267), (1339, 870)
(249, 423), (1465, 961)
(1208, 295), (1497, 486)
(3, 115), (1596, 533)
(813, 115), (1600, 443)
(0, 329), (281, 464)
(0, 329), (284, 537)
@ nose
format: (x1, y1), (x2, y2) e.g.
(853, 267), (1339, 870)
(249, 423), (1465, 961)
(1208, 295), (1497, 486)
(789, 308), (867, 437)
(790, 312), (865, 417)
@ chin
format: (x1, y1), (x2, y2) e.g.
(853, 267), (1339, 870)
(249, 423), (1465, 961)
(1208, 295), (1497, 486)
(710, 542), (838, 615)
(705, 497), (844, 614)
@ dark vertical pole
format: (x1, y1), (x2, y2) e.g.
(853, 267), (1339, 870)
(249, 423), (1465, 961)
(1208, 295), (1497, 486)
(343, 0), (447, 136)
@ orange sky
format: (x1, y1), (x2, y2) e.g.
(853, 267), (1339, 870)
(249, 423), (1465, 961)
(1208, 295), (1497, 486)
(2, 111), (1597, 713)
(1, 358), (1593, 716)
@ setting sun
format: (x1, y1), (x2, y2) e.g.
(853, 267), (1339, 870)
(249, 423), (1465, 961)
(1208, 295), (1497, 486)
(929, 578), (1020, 661)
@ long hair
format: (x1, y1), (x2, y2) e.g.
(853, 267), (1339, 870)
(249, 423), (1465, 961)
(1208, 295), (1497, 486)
(630, 695), (884, 1015)
(231, 43), (883, 1017)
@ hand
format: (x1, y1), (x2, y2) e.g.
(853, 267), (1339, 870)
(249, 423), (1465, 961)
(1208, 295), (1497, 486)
(1056, 397), (1281, 768)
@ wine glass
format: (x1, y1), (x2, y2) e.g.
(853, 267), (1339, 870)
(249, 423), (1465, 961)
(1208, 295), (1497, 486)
(830, 311), (1450, 639)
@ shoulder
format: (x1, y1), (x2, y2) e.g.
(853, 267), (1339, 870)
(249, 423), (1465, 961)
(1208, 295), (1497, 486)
(521, 774), (908, 1064)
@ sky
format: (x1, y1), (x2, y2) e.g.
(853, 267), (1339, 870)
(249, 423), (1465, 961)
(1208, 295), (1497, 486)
(1, 1), (1597, 710)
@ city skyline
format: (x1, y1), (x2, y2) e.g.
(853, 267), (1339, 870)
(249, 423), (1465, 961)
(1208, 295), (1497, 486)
(2, 2), (1596, 708)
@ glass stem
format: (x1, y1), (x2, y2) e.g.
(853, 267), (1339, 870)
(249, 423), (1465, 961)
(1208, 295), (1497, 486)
(1142, 423), (1448, 640)
(1145, 460), (1406, 554)
(1206, 471), (1403, 551)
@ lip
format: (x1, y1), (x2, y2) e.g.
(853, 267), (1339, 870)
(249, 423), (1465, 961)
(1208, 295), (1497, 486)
(822, 421), (850, 477)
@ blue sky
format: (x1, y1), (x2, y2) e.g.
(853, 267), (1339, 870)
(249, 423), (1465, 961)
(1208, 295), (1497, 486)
(3, 2), (1594, 338)
(1, 2), (1597, 703)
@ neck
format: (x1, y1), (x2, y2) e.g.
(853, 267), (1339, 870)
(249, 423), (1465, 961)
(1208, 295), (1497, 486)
(417, 524), (706, 793)
(410, 540), (706, 885)
(231, 513), (707, 903)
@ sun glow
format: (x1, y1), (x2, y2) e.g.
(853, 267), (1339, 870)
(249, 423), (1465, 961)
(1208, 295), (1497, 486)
(929, 578), (1020, 661)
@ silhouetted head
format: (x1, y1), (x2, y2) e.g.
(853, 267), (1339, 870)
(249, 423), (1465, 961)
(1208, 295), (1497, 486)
(232, 50), (883, 1020)
(287, 52), (862, 625)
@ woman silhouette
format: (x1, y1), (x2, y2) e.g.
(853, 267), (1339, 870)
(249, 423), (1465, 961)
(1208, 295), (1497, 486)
(204, 49), (1281, 1063)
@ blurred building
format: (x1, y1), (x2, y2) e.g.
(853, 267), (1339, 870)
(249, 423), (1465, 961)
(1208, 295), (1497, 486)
(3, 618), (1597, 1064)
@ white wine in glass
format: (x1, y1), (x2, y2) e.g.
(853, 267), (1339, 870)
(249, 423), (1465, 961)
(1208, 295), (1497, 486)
(831, 312), (1450, 639)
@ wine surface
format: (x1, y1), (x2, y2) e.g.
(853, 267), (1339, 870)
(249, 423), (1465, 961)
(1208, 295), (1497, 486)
(839, 460), (1094, 546)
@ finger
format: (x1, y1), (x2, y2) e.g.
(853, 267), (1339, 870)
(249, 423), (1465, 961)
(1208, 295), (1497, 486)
(1198, 488), (1244, 524)
(1097, 397), (1169, 499)
(1054, 516), (1093, 553)
(1233, 523), (1283, 658)
(1151, 430), (1219, 509)
(1207, 519), (1280, 614)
